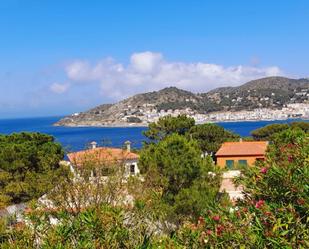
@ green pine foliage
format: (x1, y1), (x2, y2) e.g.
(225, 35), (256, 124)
(0, 132), (66, 207)
(143, 115), (195, 142)
(251, 121), (309, 141)
(187, 123), (240, 154)
(139, 134), (221, 221)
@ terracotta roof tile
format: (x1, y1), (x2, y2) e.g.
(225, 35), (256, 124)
(216, 141), (268, 156)
(67, 147), (139, 167)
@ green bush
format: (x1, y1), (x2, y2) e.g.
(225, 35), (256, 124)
(139, 134), (220, 221)
(0, 132), (66, 207)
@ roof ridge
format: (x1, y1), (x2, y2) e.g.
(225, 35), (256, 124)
(216, 140), (268, 156)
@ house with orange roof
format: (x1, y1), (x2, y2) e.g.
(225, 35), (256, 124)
(67, 141), (140, 178)
(215, 140), (268, 168)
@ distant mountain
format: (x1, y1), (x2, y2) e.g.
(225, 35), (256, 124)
(54, 77), (309, 126)
(202, 77), (309, 112)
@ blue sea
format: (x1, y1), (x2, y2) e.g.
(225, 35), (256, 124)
(0, 116), (306, 152)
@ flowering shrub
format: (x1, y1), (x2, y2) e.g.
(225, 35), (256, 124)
(237, 128), (309, 248)
(157, 128), (309, 248)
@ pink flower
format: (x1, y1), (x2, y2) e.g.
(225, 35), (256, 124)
(216, 225), (224, 235)
(212, 215), (220, 221)
(255, 200), (265, 209)
(288, 155), (293, 162)
(260, 167), (268, 174)
(206, 229), (212, 235)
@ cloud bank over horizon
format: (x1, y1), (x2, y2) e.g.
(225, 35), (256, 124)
(62, 51), (284, 99)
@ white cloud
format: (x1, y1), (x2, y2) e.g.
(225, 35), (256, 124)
(50, 82), (70, 94)
(65, 61), (92, 81)
(130, 51), (163, 73)
(65, 51), (284, 99)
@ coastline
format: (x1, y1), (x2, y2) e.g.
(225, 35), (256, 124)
(53, 117), (308, 128)
(53, 122), (149, 128)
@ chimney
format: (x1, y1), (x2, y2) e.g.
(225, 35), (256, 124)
(124, 140), (131, 152)
(90, 141), (97, 149)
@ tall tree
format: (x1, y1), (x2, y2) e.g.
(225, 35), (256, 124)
(187, 123), (240, 154)
(143, 115), (195, 142)
(0, 132), (66, 207)
(139, 134), (220, 220)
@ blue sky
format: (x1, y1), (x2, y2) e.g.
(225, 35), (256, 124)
(0, 0), (309, 118)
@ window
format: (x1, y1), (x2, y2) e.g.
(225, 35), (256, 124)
(226, 160), (234, 169)
(130, 164), (135, 175)
(238, 160), (248, 166)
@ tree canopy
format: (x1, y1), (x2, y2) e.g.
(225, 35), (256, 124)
(143, 115), (195, 142)
(187, 123), (240, 154)
(251, 121), (309, 141)
(139, 134), (220, 219)
(0, 132), (66, 207)
(290, 121), (309, 133)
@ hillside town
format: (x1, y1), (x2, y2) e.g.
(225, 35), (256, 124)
(118, 103), (309, 125)
(54, 76), (309, 127)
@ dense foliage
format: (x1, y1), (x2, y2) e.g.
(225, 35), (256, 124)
(143, 115), (239, 155)
(143, 115), (195, 142)
(251, 121), (309, 140)
(158, 128), (309, 248)
(139, 134), (220, 220)
(187, 123), (240, 154)
(0, 132), (65, 207)
(0, 205), (160, 249)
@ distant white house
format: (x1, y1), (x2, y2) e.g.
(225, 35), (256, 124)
(67, 141), (140, 178)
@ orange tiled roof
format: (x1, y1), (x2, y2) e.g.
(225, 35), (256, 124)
(216, 141), (268, 157)
(67, 147), (139, 167)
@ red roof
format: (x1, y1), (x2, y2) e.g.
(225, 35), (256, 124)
(216, 141), (268, 157)
(67, 147), (139, 167)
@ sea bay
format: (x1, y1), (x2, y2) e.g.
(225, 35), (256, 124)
(0, 116), (306, 152)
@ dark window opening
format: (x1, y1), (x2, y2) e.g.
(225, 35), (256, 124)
(238, 160), (248, 166)
(226, 160), (234, 169)
(130, 164), (135, 175)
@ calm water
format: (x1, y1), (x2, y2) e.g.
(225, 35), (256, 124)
(0, 116), (306, 152)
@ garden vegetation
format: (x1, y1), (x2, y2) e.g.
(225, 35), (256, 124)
(0, 117), (308, 248)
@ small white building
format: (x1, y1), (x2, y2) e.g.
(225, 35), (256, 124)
(67, 141), (140, 178)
